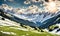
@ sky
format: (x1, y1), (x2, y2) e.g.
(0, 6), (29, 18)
(0, 0), (26, 8)
(0, 0), (60, 13)
(0, 0), (42, 8)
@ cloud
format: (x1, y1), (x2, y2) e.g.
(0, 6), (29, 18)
(12, 5), (42, 14)
(24, 1), (31, 4)
(26, 5), (39, 13)
(44, 0), (60, 13)
(24, 0), (43, 4)
(0, 4), (26, 14)
(0, 4), (43, 14)
(14, 8), (26, 14)
(24, 5), (43, 14)
(31, 0), (41, 3)
(0, 4), (13, 12)
(1, 1), (60, 15)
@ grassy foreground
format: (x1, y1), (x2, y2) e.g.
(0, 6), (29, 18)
(0, 26), (60, 36)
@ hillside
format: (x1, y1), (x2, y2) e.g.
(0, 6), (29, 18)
(0, 16), (60, 36)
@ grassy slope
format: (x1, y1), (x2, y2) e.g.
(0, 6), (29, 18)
(0, 26), (59, 36)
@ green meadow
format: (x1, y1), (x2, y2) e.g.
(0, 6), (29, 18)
(0, 26), (60, 36)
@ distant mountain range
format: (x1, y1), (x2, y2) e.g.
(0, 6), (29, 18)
(0, 8), (60, 29)
(13, 11), (60, 29)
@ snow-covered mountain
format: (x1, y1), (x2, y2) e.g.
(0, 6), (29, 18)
(0, 5), (60, 29)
